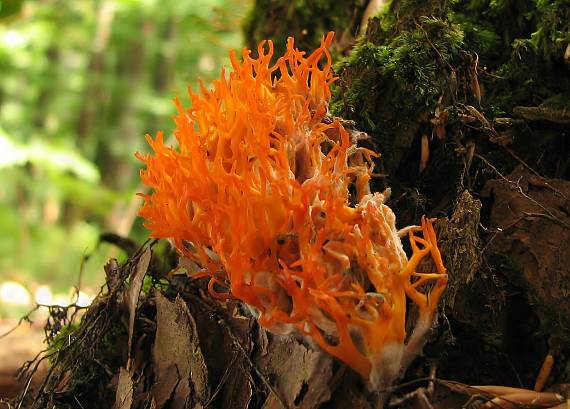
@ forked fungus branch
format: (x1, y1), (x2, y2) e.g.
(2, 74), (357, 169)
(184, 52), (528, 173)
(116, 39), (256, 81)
(137, 32), (448, 389)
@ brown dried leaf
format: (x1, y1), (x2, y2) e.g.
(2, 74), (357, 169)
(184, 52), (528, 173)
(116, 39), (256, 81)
(151, 363), (179, 409)
(470, 73), (481, 106)
(465, 105), (490, 128)
(113, 367), (134, 409)
(470, 54), (481, 105)
(127, 246), (151, 360)
(257, 325), (270, 357)
(187, 300), (253, 409)
(332, 387), (374, 409)
(178, 255), (202, 274)
(152, 292), (210, 409)
(105, 258), (121, 292)
(217, 363), (253, 409)
(259, 333), (333, 409)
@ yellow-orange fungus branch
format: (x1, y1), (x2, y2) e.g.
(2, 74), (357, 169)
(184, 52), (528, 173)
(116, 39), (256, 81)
(137, 32), (448, 389)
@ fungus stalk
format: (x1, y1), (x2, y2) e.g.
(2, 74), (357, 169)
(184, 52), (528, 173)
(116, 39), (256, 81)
(137, 32), (448, 390)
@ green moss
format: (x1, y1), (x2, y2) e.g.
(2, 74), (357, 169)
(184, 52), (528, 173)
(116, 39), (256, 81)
(47, 318), (127, 363)
(455, 17), (501, 56)
(328, 0), (569, 175)
(529, 0), (570, 60)
(331, 8), (465, 171)
(454, 0), (570, 112)
(243, 0), (569, 195)
(46, 321), (81, 361)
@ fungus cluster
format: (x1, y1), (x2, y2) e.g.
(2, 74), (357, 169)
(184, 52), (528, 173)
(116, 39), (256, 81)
(137, 32), (447, 389)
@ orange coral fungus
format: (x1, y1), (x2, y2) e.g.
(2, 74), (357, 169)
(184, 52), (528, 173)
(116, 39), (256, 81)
(137, 32), (448, 389)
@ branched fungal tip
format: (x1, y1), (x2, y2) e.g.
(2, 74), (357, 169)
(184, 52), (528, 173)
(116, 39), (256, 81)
(137, 32), (447, 388)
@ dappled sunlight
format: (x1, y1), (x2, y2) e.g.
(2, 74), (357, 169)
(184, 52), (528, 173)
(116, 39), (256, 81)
(0, 282), (31, 306)
(0, 280), (96, 312)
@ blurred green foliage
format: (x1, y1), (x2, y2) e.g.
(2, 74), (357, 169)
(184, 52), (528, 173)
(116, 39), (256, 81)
(0, 0), (249, 298)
